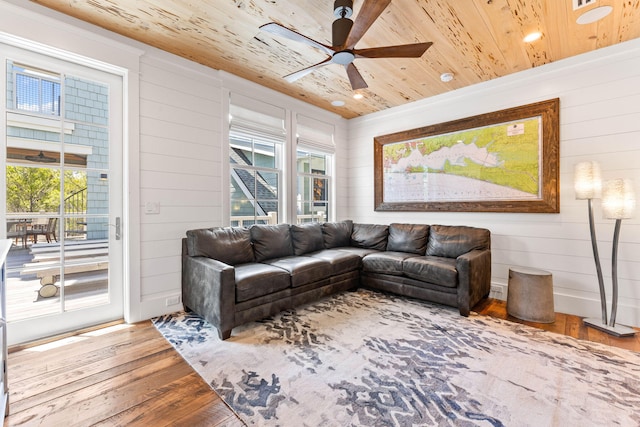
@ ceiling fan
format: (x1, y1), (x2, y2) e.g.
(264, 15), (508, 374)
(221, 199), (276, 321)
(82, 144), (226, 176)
(260, 0), (432, 90)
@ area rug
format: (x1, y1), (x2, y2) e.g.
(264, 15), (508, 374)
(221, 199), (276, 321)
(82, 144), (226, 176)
(153, 290), (640, 426)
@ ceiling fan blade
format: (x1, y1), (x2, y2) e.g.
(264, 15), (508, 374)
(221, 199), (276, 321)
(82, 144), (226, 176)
(354, 42), (433, 59)
(260, 22), (334, 56)
(343, 0), (391, 49)
(284, 57), (334, 83)
(345, 63), (368, 90)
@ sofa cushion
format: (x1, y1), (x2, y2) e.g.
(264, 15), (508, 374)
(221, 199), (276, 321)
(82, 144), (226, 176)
(336, 247), (381, 258)
(265, 256), (330, 288)
(351, 223), (389, 251)
(403, 256), (458, 288)
(426, 225), (491, 258)
(362, 251), (420, 276)
(308, 249), (362, 276)
(290, 223), (325, 256)
(234, 263), (291, 302)
(387, 223), (429, 255)
(250, 223), (294, 262)
(186, 227), (254, 265)
(321, 220), (353, 248)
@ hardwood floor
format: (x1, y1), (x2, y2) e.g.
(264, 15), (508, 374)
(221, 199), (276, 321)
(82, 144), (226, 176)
(473, 299), (640, 351)
(5, 322), (244, 426)
(5, 299), (639, 426)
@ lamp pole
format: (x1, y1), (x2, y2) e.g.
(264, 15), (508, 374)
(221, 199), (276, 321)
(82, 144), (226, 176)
(587, 198), (607, 325)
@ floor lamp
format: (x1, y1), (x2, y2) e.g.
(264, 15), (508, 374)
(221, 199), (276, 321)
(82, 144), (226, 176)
(584, 178), (637, 337)
(574, 162), (607, 325)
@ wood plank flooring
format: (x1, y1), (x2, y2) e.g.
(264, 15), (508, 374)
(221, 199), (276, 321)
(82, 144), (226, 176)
(5, 298), (639, 426)
(5, 322), (244, 426)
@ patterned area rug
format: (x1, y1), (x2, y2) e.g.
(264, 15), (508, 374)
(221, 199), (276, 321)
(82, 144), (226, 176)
(153, 290), (640, 426)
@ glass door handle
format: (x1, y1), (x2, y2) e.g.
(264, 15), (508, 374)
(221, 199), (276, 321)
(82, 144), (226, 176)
(107, 217), (121, 240)
(114, 217), (121, 240)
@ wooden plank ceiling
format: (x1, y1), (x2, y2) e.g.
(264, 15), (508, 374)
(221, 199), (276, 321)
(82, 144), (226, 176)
(31, 0), (640, 119)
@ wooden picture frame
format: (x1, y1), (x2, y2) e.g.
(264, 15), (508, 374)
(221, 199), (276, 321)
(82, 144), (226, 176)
(374, 98), (560, 213)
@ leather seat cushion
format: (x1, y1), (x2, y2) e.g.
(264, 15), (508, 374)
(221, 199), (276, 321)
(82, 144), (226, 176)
(336, 247), (380, 258)
(308, 249), (362, 275)
(265, 256), (331, 288)
(235, 263), (291, 302)
(363, 251), (420, 276)
(403, 256), (458, 288)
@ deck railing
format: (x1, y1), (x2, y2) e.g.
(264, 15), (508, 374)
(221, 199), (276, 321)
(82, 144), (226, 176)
(63, 187), (87, 237)
(231, 211), (326, 227)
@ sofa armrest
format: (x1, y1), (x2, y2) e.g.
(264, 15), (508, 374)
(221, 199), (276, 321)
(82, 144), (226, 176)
(456, 249), (491, 316)
(182, 256), (236, 339)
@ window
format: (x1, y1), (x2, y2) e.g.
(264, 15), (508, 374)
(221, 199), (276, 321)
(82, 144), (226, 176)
(295, 115), (334, 223)
(229, 94), (285, 226)
(296, 150), (331, 223)
(13, 63), (61, 116)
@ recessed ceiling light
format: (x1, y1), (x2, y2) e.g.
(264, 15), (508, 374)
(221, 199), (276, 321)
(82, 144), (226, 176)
(331, 100), (345, 107)
(353, 93), (363, 100)
(523, 32), (542, 43)
(440, 72), (454, 82)
(576, 6), (613, 25)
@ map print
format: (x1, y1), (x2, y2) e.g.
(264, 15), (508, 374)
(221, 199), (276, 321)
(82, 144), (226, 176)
(382, 117), (542, 203)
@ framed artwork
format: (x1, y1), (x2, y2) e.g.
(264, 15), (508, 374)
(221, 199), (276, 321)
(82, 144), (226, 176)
(374, 98), (560, 213)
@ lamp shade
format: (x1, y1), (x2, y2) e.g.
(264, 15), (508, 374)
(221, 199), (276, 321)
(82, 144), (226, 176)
(574, 161), (602, 199)
(602, 178), (636, 219)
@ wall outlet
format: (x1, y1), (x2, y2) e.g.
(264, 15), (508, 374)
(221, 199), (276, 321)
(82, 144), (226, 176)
(166, 295), (181, 306)
(490, 284), (507, 300)
(573, 0), (595, 10)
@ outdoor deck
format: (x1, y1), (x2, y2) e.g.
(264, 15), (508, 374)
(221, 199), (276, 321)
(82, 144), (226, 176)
(6, 240), (109, 322)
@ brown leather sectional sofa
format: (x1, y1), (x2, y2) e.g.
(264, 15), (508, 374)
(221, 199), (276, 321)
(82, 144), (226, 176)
(182, 220), (491, 339)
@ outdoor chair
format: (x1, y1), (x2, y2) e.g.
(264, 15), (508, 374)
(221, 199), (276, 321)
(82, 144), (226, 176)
(28, 218), (58, 244)
(7, 221), (27, 248)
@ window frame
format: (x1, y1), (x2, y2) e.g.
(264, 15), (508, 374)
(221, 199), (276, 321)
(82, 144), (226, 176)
(294, 147), (333, 224)
(13, 63), (61, 117)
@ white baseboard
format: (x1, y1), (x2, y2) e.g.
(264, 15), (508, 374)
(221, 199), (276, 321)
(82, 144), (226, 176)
(490, 280), (639, 328)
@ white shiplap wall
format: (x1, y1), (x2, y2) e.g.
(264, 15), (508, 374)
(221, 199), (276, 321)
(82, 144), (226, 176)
(346, 39), (640, 327)
(138, 52), (224, 317)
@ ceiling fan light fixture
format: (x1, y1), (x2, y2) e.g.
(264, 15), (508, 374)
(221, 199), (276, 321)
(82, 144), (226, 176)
(333, 50), (355, 65)
(353, 92), (364, 100)
(576, 6), (613, 25)
(440, 72), (454, 82)
(25, 150), (56, 163)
